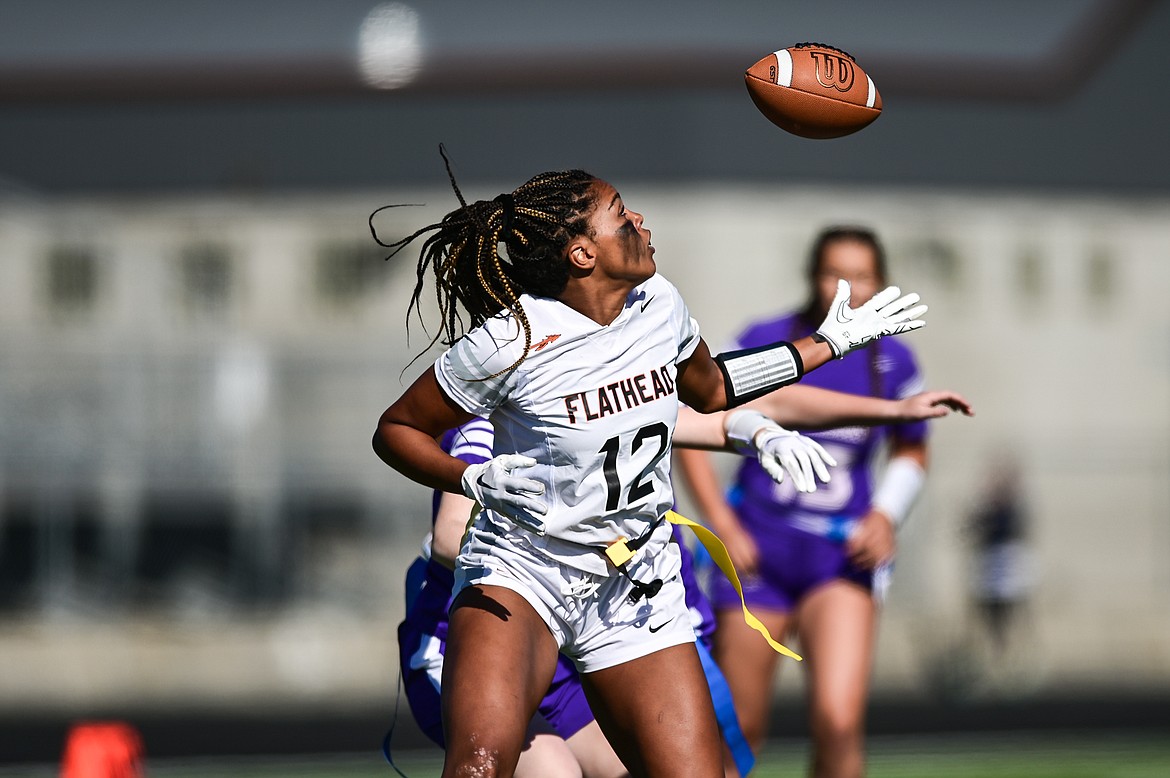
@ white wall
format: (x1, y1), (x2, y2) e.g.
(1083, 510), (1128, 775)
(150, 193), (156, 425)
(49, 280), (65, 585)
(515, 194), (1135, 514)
(1, 183), (1166, 710)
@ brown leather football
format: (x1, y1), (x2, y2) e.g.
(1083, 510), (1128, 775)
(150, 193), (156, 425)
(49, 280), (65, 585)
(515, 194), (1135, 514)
(744, 43), (881, 139)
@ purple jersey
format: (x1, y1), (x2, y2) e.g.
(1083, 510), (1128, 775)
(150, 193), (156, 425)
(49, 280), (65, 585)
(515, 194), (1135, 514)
(731, 312), (925, 535)
(708, 311), (926, 614)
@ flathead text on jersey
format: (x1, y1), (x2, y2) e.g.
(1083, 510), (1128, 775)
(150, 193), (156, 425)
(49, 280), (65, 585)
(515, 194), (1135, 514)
(562, 365), (676, 424)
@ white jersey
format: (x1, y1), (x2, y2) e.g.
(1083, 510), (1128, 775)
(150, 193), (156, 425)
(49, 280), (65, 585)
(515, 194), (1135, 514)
(434, 272), (700, 575)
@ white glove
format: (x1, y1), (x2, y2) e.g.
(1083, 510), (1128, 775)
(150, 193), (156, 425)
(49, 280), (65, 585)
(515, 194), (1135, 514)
(816, 279), (927, 358)
(725, 410), (836, 493)
(460, 454), (548, 534)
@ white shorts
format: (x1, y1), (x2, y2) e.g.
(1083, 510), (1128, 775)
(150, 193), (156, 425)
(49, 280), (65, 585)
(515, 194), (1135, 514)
(454, 517), (695, 673)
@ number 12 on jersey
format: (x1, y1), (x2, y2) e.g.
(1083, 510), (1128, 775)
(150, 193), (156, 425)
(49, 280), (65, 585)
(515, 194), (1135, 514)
(597, 422), (670, 512)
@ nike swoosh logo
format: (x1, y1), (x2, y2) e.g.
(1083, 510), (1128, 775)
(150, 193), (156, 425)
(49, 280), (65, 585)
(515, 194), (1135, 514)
(834, 300), (852, 324)
(640, 295), (654, 312)
(648, 618), (673, 633)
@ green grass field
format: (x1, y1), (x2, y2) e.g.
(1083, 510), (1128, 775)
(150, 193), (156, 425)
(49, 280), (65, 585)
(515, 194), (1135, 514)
(35, 732), (1155, 778)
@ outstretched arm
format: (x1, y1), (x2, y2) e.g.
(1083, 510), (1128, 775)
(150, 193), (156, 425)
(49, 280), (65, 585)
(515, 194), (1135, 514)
(675, 337), (834, 413)
(674, 405), (834, 494)
(676, 280), (927, 413)
(746, 385), (974, 430)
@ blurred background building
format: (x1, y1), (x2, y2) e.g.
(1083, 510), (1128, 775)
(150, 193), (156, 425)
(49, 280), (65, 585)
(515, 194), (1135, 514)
(1, 0), (1168, 765)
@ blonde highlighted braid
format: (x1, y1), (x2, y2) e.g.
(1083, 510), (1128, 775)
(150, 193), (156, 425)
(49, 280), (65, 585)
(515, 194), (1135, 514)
(371, 147), (598, 376)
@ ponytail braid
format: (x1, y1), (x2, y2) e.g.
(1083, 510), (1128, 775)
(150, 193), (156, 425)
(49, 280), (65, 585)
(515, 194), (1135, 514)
(371, 147), (598, 376)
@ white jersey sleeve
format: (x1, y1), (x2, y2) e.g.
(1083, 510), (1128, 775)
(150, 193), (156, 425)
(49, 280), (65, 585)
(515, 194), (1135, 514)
(665, 279), (701, 363)
(434, 313), (526, 416)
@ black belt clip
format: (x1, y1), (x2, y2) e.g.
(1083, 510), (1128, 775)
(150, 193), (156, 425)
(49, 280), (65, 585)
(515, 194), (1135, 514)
(603, 517), (665, 603)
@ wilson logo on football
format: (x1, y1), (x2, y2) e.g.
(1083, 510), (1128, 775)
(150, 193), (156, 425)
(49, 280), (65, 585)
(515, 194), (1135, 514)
(810, 51), (854, 92)
(532, 334), (561, 352)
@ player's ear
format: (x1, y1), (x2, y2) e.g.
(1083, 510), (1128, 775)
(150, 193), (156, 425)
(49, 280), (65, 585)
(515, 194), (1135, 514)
(566, 237), (596, 271)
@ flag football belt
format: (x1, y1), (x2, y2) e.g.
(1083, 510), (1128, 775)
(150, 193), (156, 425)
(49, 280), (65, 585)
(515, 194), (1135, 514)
(667, 510), (801, 661)
(603, 511), (801, 661)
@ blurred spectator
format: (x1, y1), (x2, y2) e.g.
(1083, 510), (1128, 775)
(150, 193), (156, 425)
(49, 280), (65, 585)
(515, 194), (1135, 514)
(968, 461), (1034, 659)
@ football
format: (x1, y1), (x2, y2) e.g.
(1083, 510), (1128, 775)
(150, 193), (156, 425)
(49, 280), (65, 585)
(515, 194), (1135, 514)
(744, 43), (881, 139)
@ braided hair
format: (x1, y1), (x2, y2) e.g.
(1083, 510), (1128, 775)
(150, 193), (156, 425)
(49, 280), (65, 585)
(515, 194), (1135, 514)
(371, 148), (598, 375)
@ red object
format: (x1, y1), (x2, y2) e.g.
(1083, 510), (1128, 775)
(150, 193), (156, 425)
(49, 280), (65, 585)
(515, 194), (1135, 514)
(745, 42), (882, 139)
(60, 722), (144, 778)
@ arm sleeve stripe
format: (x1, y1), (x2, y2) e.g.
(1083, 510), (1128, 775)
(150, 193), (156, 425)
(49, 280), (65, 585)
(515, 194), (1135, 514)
(449, 418), (495, 461)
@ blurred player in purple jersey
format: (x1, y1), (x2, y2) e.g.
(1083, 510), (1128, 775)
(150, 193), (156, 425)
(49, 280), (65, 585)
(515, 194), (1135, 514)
(677, 226), (942, 778)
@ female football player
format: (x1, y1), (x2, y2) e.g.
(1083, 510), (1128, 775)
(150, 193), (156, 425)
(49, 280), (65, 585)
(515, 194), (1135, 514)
(372, 161), (928, 778)
(396, 407), (812, 778)
(676, 226), (942, 778)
